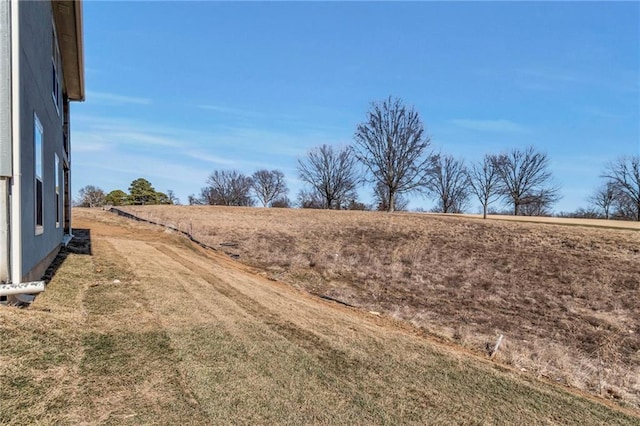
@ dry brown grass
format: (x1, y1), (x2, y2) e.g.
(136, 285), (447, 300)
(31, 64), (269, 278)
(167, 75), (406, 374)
(120, 205), (640, 410)
(2, 207), (638, 424)
(456, 213), (640, 230)
(0, 223), (208, 424)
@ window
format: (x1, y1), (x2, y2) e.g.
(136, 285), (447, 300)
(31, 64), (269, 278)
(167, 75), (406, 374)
(55, 154), (60, 228)
(51, 26), (61, 114)
(52, 61), (60, 112)
(34, 114), (44, 234)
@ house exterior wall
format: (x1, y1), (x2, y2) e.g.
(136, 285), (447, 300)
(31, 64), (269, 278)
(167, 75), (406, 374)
(0, 0), (10, 177)
(0, 1), (10, 284)
(18, 1), (65, 281)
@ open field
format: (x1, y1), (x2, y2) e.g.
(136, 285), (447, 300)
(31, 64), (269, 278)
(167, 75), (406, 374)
(1, 208), (638, 424)
(119, 205), (640, 410)
(455, 214), (640, 231)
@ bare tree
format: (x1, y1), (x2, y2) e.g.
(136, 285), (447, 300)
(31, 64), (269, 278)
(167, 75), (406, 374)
(270, 196), (291, 208)
(425, 154), (470, 214)
(353, 96), (432, 212)
(494, 146), (560, 216)
(602, 156), (640, 221)
(613, 192), (638, 221)
(557, 207), (600, 219)
(296, 189), (324, 209)
(372, 181), (409, 211)
(166, 189), (180, 205)
(76, 185), (106, 208)
(251, 169), (288, 207)
(588, 181), (617, 220)
(345, 199), (368, 211)
(297, 144), (360, 209)
(187, 194), (202, 205)
(155, 192), (172, 205)
(518, 188), (559, 216)
(199, 170), (254, 206)
(467, 154), (501, 219)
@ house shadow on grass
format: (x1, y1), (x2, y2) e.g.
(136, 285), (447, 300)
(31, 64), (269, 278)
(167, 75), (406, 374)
(41, 228), (92, 284)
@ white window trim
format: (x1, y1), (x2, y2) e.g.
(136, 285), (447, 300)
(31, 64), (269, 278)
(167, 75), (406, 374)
(51, 60), (60, 114)
(55, 153), (60, 228)
(34, 113), (44, 235)
(51, 23), (61, 116)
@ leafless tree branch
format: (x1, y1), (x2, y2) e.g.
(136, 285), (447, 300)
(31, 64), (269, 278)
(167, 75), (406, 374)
(467, 155), (501, 219)
(200, 170), (254, 206)
(353, 96), (432, 212)
(251, 169), (288, 207)
(425, 155), (470, 214)
(297, 144), (360, 209)
(494, 146), (560, 216)
(602, 156), (640, 221)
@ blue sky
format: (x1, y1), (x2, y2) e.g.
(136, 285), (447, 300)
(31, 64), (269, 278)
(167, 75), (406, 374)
(73, 1), (639, 212)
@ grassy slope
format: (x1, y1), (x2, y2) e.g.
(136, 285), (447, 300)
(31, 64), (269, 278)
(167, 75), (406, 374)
(0, 229), (206, 424)
(0, 208), (638, 424)
(454, 213), (640, 231)
(118, 205), (640, 410)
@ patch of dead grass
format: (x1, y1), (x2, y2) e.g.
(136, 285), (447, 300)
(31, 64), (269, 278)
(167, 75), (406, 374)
(119, 205), (640, 410)
(5, 207), (637, 424)
(0, 227), (207, 425)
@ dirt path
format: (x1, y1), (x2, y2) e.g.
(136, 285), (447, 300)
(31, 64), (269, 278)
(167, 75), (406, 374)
(1, 209), (638, 424)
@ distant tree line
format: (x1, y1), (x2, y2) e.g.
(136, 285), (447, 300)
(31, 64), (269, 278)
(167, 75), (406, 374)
(294, 96), (560, 216)
(188, 169), (291, 208)
(582, 156), (640, 221)
(76, 178), (177, 207)
(77, 97), (638, 221)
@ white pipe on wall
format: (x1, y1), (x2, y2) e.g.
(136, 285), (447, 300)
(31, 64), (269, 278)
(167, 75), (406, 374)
(9, 0), (21, 286)
(0, 281), (45, 296)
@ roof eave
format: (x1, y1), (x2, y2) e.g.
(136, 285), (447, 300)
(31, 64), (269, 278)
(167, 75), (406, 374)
(52, 1), (85, 102)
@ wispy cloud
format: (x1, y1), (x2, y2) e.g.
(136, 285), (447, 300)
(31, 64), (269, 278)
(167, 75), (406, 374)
(87, 91), (152, 106)
(515, 67), (639, 94)
(450, 119), (527, 133)
(194, 104), (265, 118)
(519, 68), (583, 84)
(184, 150), (238, 166)
(76, 155), (208, 186)
(192, 104), (320, 128)
(71, 112), (352, 203)
(70, 137), (109, 153)
(108, 131), (184, 148)
(73, 115), (197, 148)
(73, 151), (213, 204)
(581, 106), (632, 120)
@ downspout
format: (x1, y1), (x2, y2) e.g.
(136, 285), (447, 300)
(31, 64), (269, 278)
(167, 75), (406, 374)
(9, 0), (20, 287)
(0, 0), (12, 284)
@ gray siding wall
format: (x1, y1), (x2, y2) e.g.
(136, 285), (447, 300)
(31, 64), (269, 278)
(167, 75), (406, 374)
(19, 1), (65, 279)
(0, 0), (11, 176)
